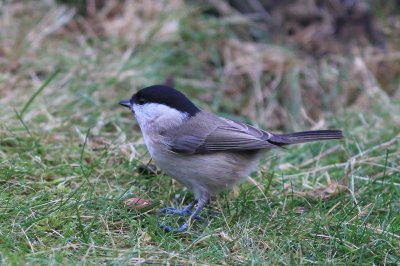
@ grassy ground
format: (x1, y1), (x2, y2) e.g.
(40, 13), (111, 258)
(0, 1), (399, 265)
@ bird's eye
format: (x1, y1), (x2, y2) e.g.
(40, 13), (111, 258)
(137, 98), (146, 105)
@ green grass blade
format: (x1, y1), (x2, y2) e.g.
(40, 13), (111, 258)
(13, 109), (33, 139)
(20, 68), (60, 117)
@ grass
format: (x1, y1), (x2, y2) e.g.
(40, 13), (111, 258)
(0, 1), (399, 265)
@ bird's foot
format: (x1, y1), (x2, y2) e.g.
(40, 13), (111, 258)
(157, 203), (194, 216)
(157, 200), (207, 233)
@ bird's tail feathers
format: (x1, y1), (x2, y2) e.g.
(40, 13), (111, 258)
(268, 130), (344, 146)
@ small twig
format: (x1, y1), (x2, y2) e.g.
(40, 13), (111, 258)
(344, 222), (400, 239)
(21, 226), (34, 253)
(299, 145), (340, 168)
(348, 203), (372, 223)
(284, 162), (348, 179)
(313, 234), (359, 250)
(349, 136), (398, 162)
(347, 168), (361, 213)
(248, 176), (268, 202)
(352, 175), (400, 187)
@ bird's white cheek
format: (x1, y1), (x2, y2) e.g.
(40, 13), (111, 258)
(132, 106), (148, 130)
(132, 103), (188, 132)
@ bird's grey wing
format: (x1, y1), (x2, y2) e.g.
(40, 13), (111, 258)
(163, 116), (278, 154)
(197, 119), (279, 153)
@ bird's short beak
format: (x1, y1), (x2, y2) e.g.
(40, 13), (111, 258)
(119, 99), (131, 108)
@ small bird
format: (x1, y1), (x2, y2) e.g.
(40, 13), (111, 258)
(119, 85), (343, 232)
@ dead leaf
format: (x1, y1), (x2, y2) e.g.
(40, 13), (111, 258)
(219, 231), (233, 242)
(125, 197), (152, 210)
(141, 232), (152, 245)
(304, 180), (347, 200)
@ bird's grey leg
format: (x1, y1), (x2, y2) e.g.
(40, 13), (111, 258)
(157, 201), (195, 216)
(160, 198), (208, 233)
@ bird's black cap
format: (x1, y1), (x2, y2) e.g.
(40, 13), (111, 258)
(128, 85), (200, 116)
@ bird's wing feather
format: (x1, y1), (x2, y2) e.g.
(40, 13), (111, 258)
(162, 113), (278, 154)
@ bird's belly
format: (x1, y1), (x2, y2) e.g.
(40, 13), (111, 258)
(150, 148), (260, 199)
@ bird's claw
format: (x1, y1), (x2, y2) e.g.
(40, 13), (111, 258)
(159, 222), (188, 233)
(158, 214), (203, 233)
